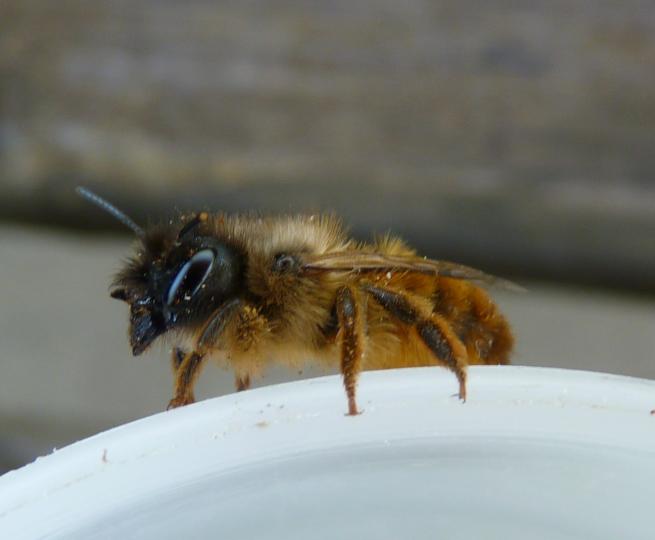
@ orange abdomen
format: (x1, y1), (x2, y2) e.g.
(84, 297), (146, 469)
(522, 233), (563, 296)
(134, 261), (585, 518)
(431, 277), (513, 365)
(359, 273), (513, 371)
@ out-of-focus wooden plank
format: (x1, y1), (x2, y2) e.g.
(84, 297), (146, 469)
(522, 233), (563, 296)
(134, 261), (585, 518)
(1, 0), (655, 289)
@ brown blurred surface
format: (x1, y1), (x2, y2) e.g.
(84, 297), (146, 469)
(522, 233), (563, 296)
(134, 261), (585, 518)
(1, 1), (655, 289)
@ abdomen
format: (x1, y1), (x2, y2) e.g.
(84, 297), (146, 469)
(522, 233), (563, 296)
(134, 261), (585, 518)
(361, 274), (513, 370)
(431, 277), (513, 365)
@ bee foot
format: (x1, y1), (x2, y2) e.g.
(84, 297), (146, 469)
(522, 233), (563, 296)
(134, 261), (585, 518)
(167, 395), (195, 410)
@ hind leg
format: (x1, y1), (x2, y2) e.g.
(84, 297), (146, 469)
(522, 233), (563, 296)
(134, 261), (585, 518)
(362, 284), (469, 401)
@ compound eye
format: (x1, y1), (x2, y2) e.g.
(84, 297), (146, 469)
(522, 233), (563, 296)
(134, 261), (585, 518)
(166, 249), (215, 306)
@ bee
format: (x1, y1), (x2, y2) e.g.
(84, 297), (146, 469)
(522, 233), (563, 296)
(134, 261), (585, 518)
(78, 187), (515, 415)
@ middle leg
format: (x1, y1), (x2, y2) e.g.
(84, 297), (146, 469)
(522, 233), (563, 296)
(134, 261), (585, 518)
(335, 285), (366, 416)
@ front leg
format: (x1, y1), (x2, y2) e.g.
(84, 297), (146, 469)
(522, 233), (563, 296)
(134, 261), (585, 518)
(167, 300), (241, 409)
(235, 374), (251, 392)
(168, 351), (206, 409)
(171, 346), (186, 372)
(335, 286), (366, 416)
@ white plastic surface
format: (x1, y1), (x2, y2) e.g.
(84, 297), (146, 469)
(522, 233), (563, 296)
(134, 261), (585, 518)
(1, 366), (655, 539)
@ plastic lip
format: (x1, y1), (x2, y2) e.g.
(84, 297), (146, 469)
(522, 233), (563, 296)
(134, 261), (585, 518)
(1, 366), (655, 539)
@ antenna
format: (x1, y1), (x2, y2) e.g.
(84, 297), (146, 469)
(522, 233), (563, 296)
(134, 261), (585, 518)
(177, 211), (209, 241)
(76, 186), (144, 237)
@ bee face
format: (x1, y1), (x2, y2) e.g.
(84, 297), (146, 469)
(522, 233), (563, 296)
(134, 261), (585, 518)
(112, 229), (244, 355)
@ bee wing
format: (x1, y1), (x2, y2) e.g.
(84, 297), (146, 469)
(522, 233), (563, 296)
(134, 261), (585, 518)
(302, 252), (524, 291)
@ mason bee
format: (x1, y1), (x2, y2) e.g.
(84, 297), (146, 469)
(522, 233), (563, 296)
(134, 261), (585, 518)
(78, 187), (514, 415)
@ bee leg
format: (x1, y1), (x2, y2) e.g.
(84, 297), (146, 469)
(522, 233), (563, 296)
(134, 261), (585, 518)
(362, 285), (468, 401)
(168, 299), (243, 408)
(417, 314), (468, 401)
(168, 351), (206, 409)
(197, 299), (242, 350)
(171, 347), (186, 373)
(235, 374), (251, 392)
(335, 286), (365, 416)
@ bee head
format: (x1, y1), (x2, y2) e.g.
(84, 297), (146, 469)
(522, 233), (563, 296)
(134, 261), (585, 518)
(77, 188), (243, 355)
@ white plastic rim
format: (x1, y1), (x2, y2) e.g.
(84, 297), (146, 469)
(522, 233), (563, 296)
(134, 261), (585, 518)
(1, 366), (655, 540)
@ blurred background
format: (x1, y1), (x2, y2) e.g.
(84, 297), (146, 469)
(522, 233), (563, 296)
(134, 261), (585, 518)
(1, 1), (655, 473)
